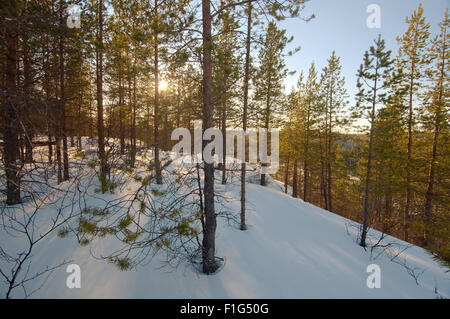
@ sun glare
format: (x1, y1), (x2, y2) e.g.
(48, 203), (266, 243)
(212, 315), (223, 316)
(159, 80), (168, 91)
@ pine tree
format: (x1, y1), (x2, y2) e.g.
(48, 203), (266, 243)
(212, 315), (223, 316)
(152, 0), (163, 182)
(212, 3), (240, 185)
(96, 0), (107, 183)
(422, 10), (449, 246)
(2, 0), (21, 205)
(396, 3), (430, 241)
(240, 2), (253, 231)
(252, 20), (291, 186)
(200, 0), (218, 274)
(107, 0), (129, 154)
(319, 51), (348, 212)
(354, 35), (396, 247)
(59, 0), (69, 181)
(238, 0), (312, 230)
(295, 63), (319, 201)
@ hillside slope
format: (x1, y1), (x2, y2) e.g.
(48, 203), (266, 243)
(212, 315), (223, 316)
(1, 151), (449, 299)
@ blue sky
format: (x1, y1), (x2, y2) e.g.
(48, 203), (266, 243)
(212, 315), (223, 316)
(279, 0), (448, 102)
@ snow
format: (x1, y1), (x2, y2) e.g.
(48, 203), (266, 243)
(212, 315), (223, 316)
(1, 142), (449, 298)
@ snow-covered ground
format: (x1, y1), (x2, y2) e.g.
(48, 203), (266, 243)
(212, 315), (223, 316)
(1, 140), (449, 298)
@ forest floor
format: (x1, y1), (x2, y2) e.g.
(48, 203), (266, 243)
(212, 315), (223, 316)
(1, 138), (449, 298)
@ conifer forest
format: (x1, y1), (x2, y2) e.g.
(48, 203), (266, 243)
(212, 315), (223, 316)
(0, 0), (448, 300)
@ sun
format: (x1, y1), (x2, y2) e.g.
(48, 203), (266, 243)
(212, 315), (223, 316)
(159, 80), (168, 91)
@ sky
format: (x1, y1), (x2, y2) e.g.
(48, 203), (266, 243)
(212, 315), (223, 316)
(279, 0), (449, 103)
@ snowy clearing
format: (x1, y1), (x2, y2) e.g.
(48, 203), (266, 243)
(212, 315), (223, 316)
(1, 143), (449, 299)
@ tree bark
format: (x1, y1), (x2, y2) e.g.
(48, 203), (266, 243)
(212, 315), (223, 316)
(119, 61), (125, 154)
(3, 0), (21, 205)
(97, 0), (106, 181)
(403, 59), (415, 243)
(130, 66), (137, 167)
(54, 38), (62, 184)
(60, 1), (69, 181)
(77, 91), (82, 150)
(43, 42), (53, 163)
(284, 158), (289, 194)
(327, 87), (333, 212)
(318, 129), (327, 208)
(303, 99), (312, 201)
(292, 160), (298, 198)
(240, 2), (252, 231)
(360, 61), (379, 247)
(23, 33), (33, 164)
(260, 77), (271, 187)
(221, 100), (226, 185)
(201, 0), (218, 274)
(154, 0), (162, 184)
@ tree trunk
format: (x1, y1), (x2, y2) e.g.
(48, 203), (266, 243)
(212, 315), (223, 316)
(77, 90), (82, 150)
(360, 64), (379, 247)
(323, 101), (329, 210)
(97, 0), (106, 181)
(240, 2), (252, 231)
(119, 62), (125, 155)
(24, 133), (33, 163)
(3, 0), (21, 205)
(284, 158), (289, 194)
(54, 38), (62, 184)
(423, 38), (445, 245)
(404, 58), (416, 242)
(153, 0), (163, 184)
(260, 81), (271, 187)
(360, 114), (376, 247)
(319, 130), (327, 208)
(303, 103), (311, 201)
(130, 68), (137, 167)
(44, 46), (53, 163)
(23, 34), (33, 164)
(292, 160), (298, 198)
(60, 2), (69, 181)
(327, 89), (333, 212)
(221, 101), (226, 185)
(48, 133), (53, 163)
(201, 0), (218, 274)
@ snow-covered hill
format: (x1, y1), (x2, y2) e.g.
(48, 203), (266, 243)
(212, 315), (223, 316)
(1, 144), (449, 298)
